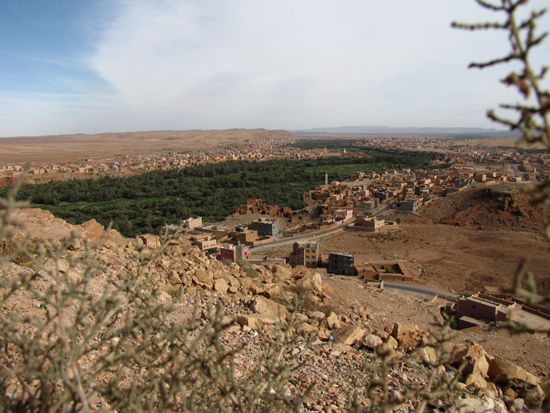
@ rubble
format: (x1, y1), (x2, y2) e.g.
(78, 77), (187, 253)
(3, 208), (548, 412)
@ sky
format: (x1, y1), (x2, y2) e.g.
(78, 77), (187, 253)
(0, 0), (549, 137)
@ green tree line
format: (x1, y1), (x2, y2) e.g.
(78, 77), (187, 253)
(2, 149), (438, 237)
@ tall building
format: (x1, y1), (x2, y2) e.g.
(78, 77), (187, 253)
(328, 252), (355, 275)
(289, 242), (319, 268)
(250, 218), (280, 240)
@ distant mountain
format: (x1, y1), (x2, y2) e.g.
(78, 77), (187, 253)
(288, 126), (518, 135)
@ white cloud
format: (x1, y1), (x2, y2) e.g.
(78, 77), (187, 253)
(2, 0), (549, 136)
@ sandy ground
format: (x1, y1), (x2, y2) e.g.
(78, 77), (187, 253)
(259, 223), (550, 295)
(2, 130), (542, 166)
(0, 129), (293, 164)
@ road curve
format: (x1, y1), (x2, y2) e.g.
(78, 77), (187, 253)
(384, 282), (457, 300)
(251, 203), (395, 251)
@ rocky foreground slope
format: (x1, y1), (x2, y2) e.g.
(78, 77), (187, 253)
(1, 208), (548, 412)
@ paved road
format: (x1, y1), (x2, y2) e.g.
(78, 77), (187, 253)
(506, 162), (520, 177)
(251, 224), (347, 251)
(372, 203), (395, 217)
(384, 282), (457, 300)
(251, 202), (395, 251)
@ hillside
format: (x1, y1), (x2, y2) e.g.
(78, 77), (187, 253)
(420, 183), (550, 232)
(1, 207), (548, 411)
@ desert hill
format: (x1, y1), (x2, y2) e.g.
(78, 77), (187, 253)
(419, 183), (550, 232)
(0, 128), (294, 164)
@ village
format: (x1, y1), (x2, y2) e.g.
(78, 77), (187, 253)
(128, 161), (550, 338)
(2, 133), (550, 336)
(1, 134), (549, 186)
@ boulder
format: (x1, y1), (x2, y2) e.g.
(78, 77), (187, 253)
(272, 264), (292, 280)
(181, 273), (193, 287)
(296, 273), (323, 293)
(409, 346), (438, 365)
(332, 325), (365, 346)
(224, 274), (241, 289)
(262, 283), (281, 299)
(321, 280), (334, 294)
(167, 270), (181, 285)
(103, 239), (117, 250)
(318, 328), (331, 340)
(250, 284), (265, 295)
(448, 396), (508, 413)
(195, 267), (212, 284)
(309, 311), (326, 320)
(81, 219), (105, 241)
(385, 336), (398, 350)
(454, 343), (489, 378)
(67, 239), (82, 251)
(511, 398), (525, 411)
(214, 278), (229, 294)
(291, 265), (311, 279)
(375, 344), (405, 362)
(251, 296), (288, 319)
(326, 312), (341, 329)
(361, 334), (383, 349)
(464, 372), (488, 390)
(236, 314), (279, 330)
(488, 359), (539, 386)
(296, 323), (319, 335)
(239, 277), (254, 289)
(503, 387), (518, 403)
(192, 276), (212, 291)
(523, 384), (545, 409)
(190, 253), (205, 265)
(57, 260), (70, 274)
(294, 313), (309, 323)
(391, 322), (423, 348)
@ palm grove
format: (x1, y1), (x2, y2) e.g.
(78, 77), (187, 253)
(3, 146), (439, 237)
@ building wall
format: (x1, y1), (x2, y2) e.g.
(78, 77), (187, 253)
(401, 199), (420, 212)
(220, 247), (236, 261)
(235, 231), (258, 245)
(251, 220), (280, 239)
(289, 242), (319, 268)
(328, 252), (355, 275)
(333, 209), (353, 220)
(139, 234), (160, 248)
(183, 217), (202, 230)
(198, 239), (217, 251)
(457, 299), (498, 321)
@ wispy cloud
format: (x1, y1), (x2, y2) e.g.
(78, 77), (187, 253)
(89, 0), (536, 131)
(1, 0), (549, 137)
(0, 50), (87, 71)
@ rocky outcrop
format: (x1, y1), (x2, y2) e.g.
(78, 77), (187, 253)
(7, 207), (546, 413)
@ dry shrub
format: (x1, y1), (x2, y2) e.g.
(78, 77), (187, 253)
(0, 185), (310, 412)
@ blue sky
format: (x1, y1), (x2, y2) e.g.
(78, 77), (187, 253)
(1, 0), (549, 137)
